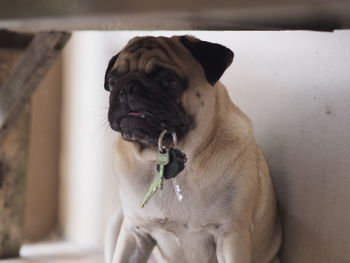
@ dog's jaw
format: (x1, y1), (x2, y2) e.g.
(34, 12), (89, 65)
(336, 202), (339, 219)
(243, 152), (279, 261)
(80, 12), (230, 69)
(108, 79), (191, 148)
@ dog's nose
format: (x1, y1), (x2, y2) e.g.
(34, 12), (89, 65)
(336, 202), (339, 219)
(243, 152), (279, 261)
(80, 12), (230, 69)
(119, 80), (139, 102)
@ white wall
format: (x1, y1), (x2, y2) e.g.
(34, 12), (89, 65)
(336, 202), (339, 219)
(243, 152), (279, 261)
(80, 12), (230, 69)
(60, 30), (350, 262)
(60, 33), (119, 249)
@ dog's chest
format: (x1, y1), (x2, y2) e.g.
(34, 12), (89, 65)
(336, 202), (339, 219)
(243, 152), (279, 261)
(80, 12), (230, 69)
(132, 191), (220, 263)
(121, 168), (232, 256)
(117, 158), (234, 262)
(120, 164), (233, 224)
(150, 224), (218, 263)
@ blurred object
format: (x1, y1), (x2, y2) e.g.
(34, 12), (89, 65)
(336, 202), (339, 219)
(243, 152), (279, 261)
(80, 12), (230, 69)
(0, 31), (70, 259)
(0, 105), (30, 258)
(0, 0), (349, 30)
(24, 57), (63, 241)
(0, 32), (70, 138)
(0, 31), (30, 259)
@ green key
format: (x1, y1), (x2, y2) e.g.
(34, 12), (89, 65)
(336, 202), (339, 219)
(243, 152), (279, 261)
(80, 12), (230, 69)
(140, 149), (170, 208)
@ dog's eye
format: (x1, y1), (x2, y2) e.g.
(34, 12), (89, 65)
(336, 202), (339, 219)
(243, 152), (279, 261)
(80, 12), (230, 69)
(107, 77), (117, 91)
(160, 77), (177, 90)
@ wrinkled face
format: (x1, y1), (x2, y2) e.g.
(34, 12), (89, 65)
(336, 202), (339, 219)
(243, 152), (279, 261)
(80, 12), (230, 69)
(105, 38), (192, 147)
(104, 36), (234, 147)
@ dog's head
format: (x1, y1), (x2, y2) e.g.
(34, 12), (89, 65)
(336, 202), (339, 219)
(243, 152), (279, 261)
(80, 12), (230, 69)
(105, 35), (233, 147)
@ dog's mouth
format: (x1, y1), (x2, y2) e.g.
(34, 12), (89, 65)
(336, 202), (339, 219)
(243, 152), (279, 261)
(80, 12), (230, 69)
(125, 111), (154, 119)
(127, 112), (145, 118)
(117, 110), (181, 146)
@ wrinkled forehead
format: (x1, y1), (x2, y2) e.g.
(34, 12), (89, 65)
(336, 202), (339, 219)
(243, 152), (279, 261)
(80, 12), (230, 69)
(112, 36), (193, 78)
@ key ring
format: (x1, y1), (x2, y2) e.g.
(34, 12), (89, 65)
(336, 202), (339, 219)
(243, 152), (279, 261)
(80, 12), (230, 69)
(158, 129), (177, 152)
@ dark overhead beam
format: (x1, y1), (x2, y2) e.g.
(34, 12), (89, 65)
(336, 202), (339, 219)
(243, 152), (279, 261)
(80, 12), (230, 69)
(0, 0), (349, 31)
(0, 30), (33, 49)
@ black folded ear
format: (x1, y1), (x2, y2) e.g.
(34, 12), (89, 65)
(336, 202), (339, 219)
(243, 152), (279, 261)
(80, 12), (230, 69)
(104, 53), (119, 91)
(180, 36), (234, 86)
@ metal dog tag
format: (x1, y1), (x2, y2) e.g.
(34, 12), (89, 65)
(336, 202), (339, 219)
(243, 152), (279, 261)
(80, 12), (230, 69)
(171, 178), (183, 201)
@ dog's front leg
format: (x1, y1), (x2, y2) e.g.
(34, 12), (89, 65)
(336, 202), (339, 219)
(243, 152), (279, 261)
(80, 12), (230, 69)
(216, 226), (252, 263)
(112, 220), (155, 263)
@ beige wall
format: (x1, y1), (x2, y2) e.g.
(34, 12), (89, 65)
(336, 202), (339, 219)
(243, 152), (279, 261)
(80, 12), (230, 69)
(24, 57), (62, 241)
(218, 30), (350, 263)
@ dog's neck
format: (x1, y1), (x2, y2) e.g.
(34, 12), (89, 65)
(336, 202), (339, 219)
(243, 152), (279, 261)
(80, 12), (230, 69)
(130, 141), (158, 162)
(177, 83), (229, 155)
(124, 83), (235, 164)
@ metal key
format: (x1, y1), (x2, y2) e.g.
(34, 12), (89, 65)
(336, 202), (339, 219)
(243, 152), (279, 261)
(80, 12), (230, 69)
(140, 148), (170, 208)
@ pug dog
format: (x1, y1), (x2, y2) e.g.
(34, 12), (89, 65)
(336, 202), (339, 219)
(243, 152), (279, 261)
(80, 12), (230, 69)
(104, 35), (281, 263)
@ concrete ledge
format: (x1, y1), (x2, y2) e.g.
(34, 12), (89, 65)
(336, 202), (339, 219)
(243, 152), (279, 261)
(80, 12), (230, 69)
(0, 241), (103, 263)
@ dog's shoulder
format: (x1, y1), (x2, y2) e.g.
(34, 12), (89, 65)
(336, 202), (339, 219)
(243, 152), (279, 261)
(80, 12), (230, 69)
(192, 82), (254, 167)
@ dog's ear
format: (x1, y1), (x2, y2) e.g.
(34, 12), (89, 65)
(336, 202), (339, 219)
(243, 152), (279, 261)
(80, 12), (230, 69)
(180, 36), (234, 86)
(104, 53), (119, 91)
